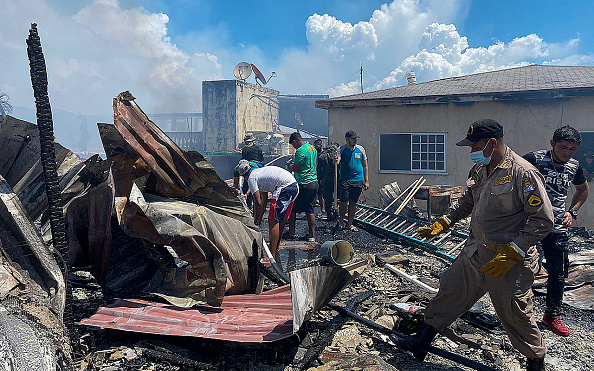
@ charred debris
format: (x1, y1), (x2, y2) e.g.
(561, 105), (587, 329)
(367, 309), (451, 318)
(0, 23), (592, 371)
(5, 92), (593, 370)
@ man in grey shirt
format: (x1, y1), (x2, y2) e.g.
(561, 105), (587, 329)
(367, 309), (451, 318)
(240, 165), (299, 258)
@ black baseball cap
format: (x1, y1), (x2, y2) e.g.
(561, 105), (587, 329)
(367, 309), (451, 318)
(456, 119), (504, 146)
(345, 130), (359, 139)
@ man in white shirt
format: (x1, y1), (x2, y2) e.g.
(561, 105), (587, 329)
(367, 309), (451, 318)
(239, 164), (299, 257)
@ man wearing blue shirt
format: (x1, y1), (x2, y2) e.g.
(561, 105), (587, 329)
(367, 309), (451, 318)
(336, 130), (369, 230)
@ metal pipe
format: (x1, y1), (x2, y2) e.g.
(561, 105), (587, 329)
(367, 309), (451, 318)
(447, 239), (466, 255)
(383, 263), (438, 294)
(327, 303), (497, 371)
(388, 219), (408, 231)
(261, 239), (290, 284)
(395, 178), (426, 215)
(383, 177), (423, 211)
(432, 230), (452, 246)
(400, 222), (418, 234)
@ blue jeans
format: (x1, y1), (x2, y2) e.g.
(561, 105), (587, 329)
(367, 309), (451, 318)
(539, 232), (569, 317)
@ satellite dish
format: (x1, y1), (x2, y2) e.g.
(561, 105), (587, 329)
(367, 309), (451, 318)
(233, 62), (252, 80)
(250, 63), (267, 85)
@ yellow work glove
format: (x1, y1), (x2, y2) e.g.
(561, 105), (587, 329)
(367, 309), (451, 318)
(416, 216), (452, 240)
(480, 242), (525, 279)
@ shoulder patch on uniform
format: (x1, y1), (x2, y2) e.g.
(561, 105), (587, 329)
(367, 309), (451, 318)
(528, 194), (542, 206)
(472, 171), (482, 184)
(494, 174), (512, 186)
(522, 178), (535, 193)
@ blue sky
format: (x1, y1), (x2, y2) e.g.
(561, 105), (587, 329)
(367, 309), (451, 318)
(1, 0), (593, 121)
(461, 1), (593, 48)
(140, 0), (594, 63)
(140, 0), (394, 57)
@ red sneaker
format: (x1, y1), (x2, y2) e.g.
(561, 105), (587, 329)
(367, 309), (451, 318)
(543, 315), (570, 337)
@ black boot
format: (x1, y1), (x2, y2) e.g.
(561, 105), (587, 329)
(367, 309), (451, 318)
(397, 323), (438, 362)
(527, 357), (546, 371)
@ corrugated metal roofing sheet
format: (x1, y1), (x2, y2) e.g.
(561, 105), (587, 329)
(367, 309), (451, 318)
(79, 285), (294, 343)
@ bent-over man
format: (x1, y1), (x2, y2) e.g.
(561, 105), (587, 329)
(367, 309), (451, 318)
(233, 159), (263, 197)
(240, 164), (298, 258)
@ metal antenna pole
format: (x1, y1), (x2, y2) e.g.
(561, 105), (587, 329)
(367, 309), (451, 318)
(360, 64), (364, 93)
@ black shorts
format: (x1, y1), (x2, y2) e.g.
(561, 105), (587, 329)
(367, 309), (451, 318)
(318, 179), (325, 195)
(292, 181), (319, 214)
(339, 180), (363, 202)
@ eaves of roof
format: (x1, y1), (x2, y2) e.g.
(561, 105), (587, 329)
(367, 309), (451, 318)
(316, 86), (594, 109)
(316, 65), (594, 109)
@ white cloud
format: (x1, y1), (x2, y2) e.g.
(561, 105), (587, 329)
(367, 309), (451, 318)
(306, 13), (378, 62)
(293, 0), (463, 95)
(373, 22), (589, 91)
(0, 0), (220, 117)
(1, 0), (592, 122)
(327, 81), (361, 97)
(277, 0), (591, 97)
(418, 23), (468, 63)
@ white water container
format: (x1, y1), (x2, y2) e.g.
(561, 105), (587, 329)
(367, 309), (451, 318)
(319, 240), (354, 266)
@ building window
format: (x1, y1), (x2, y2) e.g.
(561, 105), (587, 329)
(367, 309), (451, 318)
(379, 133), (447, 173)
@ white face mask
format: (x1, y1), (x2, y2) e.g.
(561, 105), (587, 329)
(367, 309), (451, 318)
(470, 140), (494, 165)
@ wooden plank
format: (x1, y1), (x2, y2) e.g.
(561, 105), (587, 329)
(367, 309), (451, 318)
(0, 175), (65, 316)
(395, 178), (426, 215)
(382, 177), (422, 212)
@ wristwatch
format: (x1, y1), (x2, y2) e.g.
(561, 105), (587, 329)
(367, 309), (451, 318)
(569, 209), (578, 219)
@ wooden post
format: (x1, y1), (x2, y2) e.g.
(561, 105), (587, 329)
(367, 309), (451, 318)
(333, 160), (338, 210)
(395, 178), (426, 215)
(383, 177), (423, 211)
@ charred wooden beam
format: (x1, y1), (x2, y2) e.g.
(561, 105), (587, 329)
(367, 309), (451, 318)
(27, 22), (73, 335)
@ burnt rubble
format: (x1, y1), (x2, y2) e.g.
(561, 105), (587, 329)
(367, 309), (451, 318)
(67, 216), (594, 371)
(2, 101), (592, 369)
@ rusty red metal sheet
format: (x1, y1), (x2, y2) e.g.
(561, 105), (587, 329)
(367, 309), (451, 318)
(563, 284), (594, 311)
(80, 285), (294, 342)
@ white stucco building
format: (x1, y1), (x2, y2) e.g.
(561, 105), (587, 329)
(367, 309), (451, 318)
(317, 65), (594, 228)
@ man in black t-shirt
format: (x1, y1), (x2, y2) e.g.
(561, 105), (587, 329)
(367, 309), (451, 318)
(241, 132), (264, 163)
(314, 139), (324, 215)
(523, 125), (590, 337)
(317, 142), (339, 221)
(581, 151), (594, 181)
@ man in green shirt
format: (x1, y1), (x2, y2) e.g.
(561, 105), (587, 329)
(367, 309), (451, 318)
(286, 132), (318, 242)
(232, 160), (263, 205)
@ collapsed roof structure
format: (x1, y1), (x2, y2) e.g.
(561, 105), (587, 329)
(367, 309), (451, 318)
(0, 90), (366, 365)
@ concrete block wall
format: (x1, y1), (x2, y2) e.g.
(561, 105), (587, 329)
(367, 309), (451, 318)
(203, 80), (279, 152)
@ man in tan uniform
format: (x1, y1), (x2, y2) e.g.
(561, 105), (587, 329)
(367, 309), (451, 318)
(400, 119), (553, 371)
